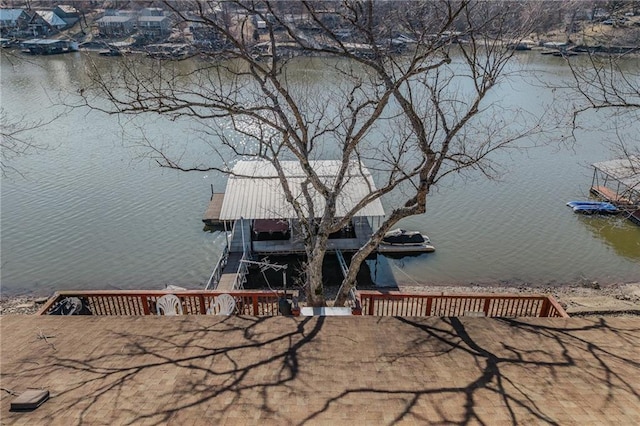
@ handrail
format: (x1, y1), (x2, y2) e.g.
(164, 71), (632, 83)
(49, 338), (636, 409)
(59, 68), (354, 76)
(36, 290), (568, 318)
(232, 251), (250, 290)
(231, 217), (252, 290)
(205, 244), (229, 290)
(357, 291), (569, 318)
(334, 249), (358, 307)
(37, 290), (296, 316)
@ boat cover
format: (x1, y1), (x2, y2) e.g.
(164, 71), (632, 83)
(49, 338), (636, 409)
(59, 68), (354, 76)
(382, 229), (426, 244)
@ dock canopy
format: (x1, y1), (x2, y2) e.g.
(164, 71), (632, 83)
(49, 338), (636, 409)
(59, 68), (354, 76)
(219, 160), (385, 220)
(593, 156), (640, 193)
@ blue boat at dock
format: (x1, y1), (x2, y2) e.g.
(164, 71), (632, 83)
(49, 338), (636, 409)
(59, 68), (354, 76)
(566, 201), (619, 214)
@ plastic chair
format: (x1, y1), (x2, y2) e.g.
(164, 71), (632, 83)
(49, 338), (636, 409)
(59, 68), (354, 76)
(156, 294), (183, 316)
(207, 294), (236, 315)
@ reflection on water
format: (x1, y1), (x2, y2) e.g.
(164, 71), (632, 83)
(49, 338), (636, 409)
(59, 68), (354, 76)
(578, 215), (640, 261)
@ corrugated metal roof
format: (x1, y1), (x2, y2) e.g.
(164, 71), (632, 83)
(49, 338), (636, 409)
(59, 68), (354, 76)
(0, 9), (25, 22)
(36, 11), (67, 27)
(219, 160), (385, 220)
(593, 156), (640, 191)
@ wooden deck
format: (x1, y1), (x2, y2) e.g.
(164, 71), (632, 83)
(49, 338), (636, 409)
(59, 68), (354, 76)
(202, 193), (225, 225)
(590, 185), (632, 204)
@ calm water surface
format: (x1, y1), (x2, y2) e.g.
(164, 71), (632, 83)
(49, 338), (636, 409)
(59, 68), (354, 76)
(1, 52), (638, 296)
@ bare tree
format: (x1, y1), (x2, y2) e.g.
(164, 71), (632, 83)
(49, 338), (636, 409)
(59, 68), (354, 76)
(563, 27), (640, 161)
(1, 51), (66, 176)
(79, 0), (543, 306)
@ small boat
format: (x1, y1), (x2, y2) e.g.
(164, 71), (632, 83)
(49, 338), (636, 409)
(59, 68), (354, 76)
(566, 201), (619, 214)
(378, 229), (435, 253)
(98, 48), (122, 56)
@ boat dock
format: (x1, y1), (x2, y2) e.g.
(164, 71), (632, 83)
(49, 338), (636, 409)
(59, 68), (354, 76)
(589, 157), (640, 226)
(203, 160), (387, 291)
(21, 39), (78, 55)
(590, 185), (632, 205)
(202, 192), (225, 227)
(208, 216), (376, 291)
(215, 252), (244, 291)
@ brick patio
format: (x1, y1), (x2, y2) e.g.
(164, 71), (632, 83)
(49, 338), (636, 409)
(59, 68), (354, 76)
(1, 316), (639, 425)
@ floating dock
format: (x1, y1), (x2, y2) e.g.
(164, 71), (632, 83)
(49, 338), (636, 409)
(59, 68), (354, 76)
(21, 39), (78, 55)
(202, 193), (225, 227)
(204, 160), (387, 291)
(589, 157), (640, 226)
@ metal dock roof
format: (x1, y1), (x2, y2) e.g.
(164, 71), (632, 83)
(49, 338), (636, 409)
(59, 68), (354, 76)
(593, 156), (640, 192)
(218, 160), (385, 220)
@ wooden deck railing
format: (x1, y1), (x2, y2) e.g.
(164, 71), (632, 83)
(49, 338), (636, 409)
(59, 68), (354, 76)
(37, 290), (294, 317)
(37, 290), (569, 318)
(357, 291), (569, 318)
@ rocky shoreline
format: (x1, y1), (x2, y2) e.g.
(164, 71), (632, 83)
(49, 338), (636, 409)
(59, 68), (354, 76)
(2, 281), (639, 316)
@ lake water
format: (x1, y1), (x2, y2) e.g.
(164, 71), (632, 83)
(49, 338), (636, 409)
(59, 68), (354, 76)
(1, 51), (639, 296)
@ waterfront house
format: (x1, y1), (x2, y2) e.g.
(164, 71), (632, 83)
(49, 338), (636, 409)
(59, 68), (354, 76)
(26, 11), (52, 37)
(0, 8), (29, 36)
(35, 10), (68, 32)
(53, 5), (80, 27)
(137, 15), (170, 37)
(140, 7), (165, 17)
(96, 13), (135, 37)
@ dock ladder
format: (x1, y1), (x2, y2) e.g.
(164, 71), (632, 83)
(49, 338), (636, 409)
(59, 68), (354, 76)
(334, 250), (359, 306)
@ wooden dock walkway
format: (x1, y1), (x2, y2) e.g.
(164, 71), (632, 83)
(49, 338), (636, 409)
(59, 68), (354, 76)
(202, 193), (225, 225)
(216, 252), (244, 291)
(590, 185), (632, 205)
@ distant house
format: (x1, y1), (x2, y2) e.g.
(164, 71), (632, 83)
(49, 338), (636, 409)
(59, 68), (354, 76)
(96, 14), (135, 36)
(140, 7), (164, 17)
(0, 8), (29, 36)
(137, 15), (170, 37)
(53, 5), (80, 26)
(27, 11), (53, 37)
(36, 11), (68, 31)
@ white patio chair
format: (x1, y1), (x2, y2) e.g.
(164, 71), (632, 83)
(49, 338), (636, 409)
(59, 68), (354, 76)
(156, 294), (183, 316)
(207, 294), (236, 315)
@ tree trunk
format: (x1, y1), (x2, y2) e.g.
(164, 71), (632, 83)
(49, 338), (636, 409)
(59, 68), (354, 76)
(333, 246), (372, 307)
(305, 237), (328, 307)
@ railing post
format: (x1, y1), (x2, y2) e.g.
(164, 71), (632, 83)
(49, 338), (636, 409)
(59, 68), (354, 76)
(483, 298), (491, 316)
(351, 298), (362, 315)
(142, 296), (151, 315)
(199, 294), (207, 314)
(540, 298), (551, 317)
